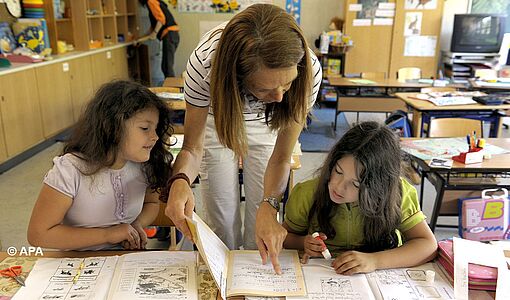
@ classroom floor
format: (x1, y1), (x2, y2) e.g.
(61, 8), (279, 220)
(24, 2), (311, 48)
(1, 112), (508, 251)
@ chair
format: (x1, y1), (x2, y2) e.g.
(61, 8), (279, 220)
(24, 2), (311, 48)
(151, 201), (182, 250)
(474, 69), (498, 80)
(422, 117), (484, 232)
(397, 67), (421, 82)
(427, 118), (483, 138)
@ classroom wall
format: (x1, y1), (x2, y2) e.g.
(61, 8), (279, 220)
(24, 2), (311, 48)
(439, 0), (470, 52)
(162, 0), (345, 77)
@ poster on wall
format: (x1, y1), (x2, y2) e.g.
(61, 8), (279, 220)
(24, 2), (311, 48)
(404, 12), (422, 36)
(356, 0), (388, 19)
(178, 0), (272, 13)
(404, 35), (437, 56)
(405, 0), (437, 10)
(286, 0), (301, 24)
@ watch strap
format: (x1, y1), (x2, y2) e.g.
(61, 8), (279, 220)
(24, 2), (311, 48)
(262, 196), (280, 212)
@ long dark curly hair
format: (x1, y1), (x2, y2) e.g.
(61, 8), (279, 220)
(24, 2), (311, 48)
(308, 121), (402, 252)
(63, 80), (173, 193)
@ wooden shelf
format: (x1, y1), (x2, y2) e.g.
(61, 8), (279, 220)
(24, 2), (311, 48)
(43, 0), (139, 50)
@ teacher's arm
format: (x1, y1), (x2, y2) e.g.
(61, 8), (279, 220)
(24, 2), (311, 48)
(255, 120), (304, 274)
(165, 103), (208, 241)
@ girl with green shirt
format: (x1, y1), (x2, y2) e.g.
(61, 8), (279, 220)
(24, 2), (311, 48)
(283, 121), (437, 275)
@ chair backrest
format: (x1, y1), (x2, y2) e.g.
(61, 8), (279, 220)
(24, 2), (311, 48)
(420, 87), (457, 93)
(474, 69), (498, 80)
(397, 67), (421, 82)
(361, 72), (386, 80)
(428, 118), (483, 138)
(151, 201), (181, 250)
(152, 201), (175, 227)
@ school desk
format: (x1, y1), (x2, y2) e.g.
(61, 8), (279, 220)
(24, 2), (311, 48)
(0, 251), (500, 300)
(0, 250), (225, 300)
(469, 79), (510, 91)
(395, 92), (510, 138)
(328, 77), (436, 131)
(401, 138), (510, 232)
(163, 76), (184, 91)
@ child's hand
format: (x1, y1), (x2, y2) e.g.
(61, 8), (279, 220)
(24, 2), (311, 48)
(332, 251), (377, 275)
(129, 220), (148, 249)
(301, 232), (328, 264)
(106, 224), (141, 248)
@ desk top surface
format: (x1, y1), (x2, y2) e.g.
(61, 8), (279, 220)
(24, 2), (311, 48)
(469, 79), (510, 90)
(163, 77), (184, 88)
(401, 138), (510, 171)
(395, 92), (510, 110)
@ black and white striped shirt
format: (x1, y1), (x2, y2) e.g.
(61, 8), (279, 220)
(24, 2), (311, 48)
(184, 22), (322, 121)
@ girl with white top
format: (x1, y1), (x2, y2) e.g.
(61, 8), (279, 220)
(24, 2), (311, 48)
(27, 80), (174, 250)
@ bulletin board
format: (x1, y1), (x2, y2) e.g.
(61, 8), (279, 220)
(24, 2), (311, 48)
(343, 0), (444, 79)
(343, 0), (396, 76)
(388, 0), (444, 79)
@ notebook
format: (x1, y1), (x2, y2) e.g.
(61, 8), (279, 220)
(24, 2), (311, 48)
(437, 239), (497, 291)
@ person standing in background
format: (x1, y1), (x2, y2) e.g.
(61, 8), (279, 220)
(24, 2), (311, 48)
(139, 0), (180, 77)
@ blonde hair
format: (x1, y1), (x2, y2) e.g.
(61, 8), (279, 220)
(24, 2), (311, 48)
(210, 4), (312, 157)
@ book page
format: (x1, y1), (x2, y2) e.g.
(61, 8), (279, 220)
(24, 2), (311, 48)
(12, 256), (118, 300)
(453, 237), (510, 300)
(365, 263), (454, 300)
(287, 259), (376, 300)
(226, 250), (306, 297)
(186, 212), (229, 300)
(107, 251), (198, 300)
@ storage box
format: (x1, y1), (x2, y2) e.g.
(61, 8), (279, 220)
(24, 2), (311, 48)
(459, 189), (509, 241)
(452, 148), (483, 164)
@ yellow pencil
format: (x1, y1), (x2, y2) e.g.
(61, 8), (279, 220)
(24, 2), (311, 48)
(73, 261), (85, 284)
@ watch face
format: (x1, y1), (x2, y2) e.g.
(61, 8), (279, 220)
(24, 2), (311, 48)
(5, 0), (22, 18)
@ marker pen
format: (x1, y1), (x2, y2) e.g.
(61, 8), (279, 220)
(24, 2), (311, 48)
(312, 232), (332, 259)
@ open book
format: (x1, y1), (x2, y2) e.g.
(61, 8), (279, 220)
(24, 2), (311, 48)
(186, 212), (306, 298)
(12, 251), (199, 300)
(288, 259), (454, 300)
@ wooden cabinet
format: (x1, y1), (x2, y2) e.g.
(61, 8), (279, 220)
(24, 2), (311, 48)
(112, 47), (129, 80)
(0, 45), (131, 165)
(35, 62), (74, 138)
(0, 70), (44, 158)
(69, 56), (95, 121)
(43, 0), (139, 51)
(91, 47), (130, 89)
(0, 113), (7, 163)
(90, 51), (116, 89)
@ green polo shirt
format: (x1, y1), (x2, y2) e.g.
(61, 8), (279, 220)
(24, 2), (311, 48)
(284, 177), (425, 251)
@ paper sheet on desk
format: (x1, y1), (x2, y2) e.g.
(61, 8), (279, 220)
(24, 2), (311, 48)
(287, 259), (375, 300)
(288, 260), (454, 300)
(401, 137), (510, 161)
(453, 237), (510, 300)
(12, 256), (118, 300)
(349, 79), (376, 85)
(413, 93), (477, 106)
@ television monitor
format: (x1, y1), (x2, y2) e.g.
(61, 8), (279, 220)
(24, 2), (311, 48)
(451, 14), (506, 53)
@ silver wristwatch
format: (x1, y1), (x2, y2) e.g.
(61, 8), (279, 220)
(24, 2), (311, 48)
(262, 196), (280, 212)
